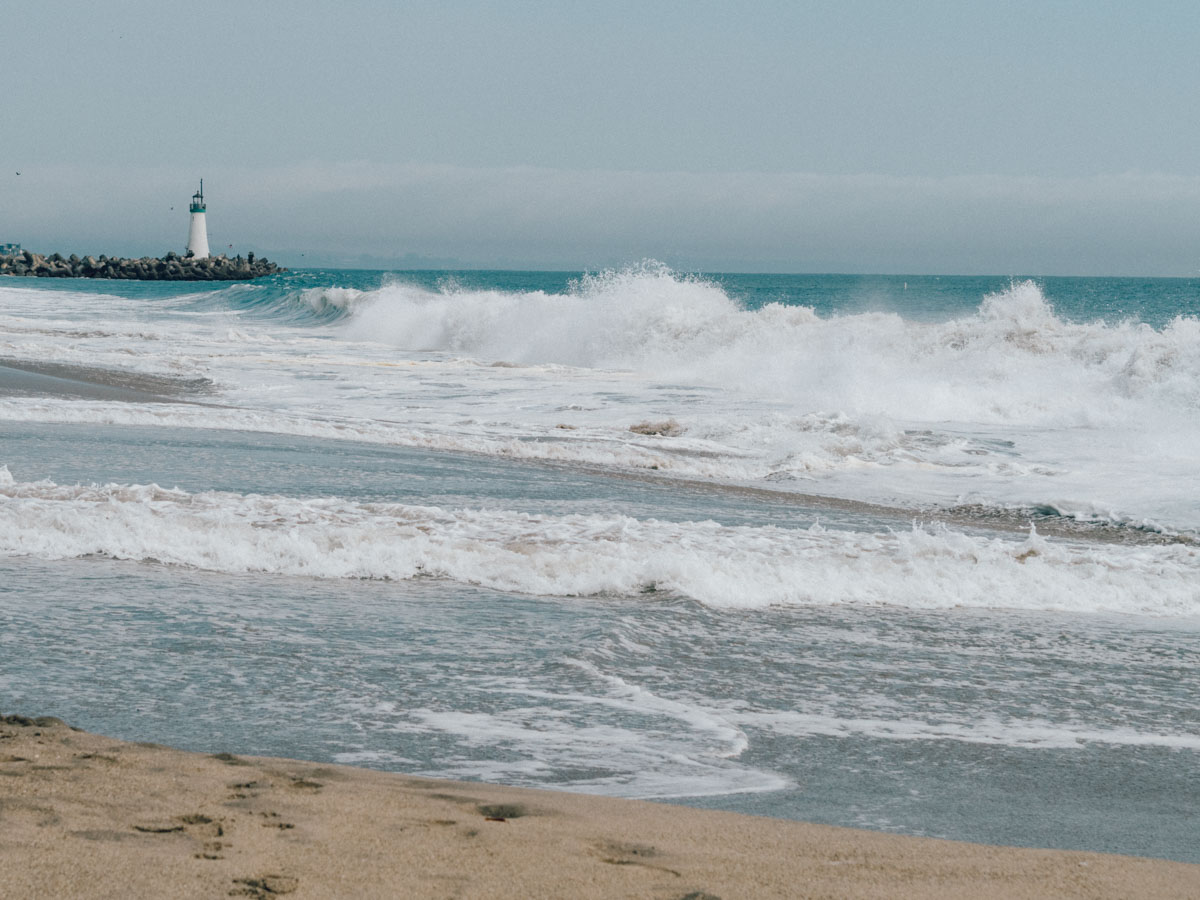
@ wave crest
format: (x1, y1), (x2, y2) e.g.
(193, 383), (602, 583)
(2, 472), (1197, 616)
(336, 269), (1200, 428)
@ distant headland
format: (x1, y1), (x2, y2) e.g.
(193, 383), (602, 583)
(0, 250), (284, 281)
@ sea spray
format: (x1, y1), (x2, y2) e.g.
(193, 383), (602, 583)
(341, 272), (1200, 427)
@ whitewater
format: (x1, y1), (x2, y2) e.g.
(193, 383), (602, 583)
(3, 265), (1198, 536)
(2, 266), (1198, 861)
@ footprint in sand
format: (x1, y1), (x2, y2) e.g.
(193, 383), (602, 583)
(594, 840), (683, 878)
(226, 779), (272, 800)
(132, 823), (185, 834)
(476, 802), (530, 822)
(258, 811), (295, 830)
(230, 874), (299, 897)
(132, 813), (228, 859)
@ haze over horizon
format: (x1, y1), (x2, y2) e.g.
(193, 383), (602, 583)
(4, 0), (1199, 275)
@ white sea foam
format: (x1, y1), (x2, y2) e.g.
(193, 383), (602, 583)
(386, 659), (777, 798)
(4, 270), (1200, 532)
(401, 707), (786, 798)
(342, 263), (748, 369)
(330, 270), (1200, 528)
(342, 270), (1200, 428)
(732, 709), (1200, 752)
(1, 473), (1197, 616)
(535, 659), (749, 759)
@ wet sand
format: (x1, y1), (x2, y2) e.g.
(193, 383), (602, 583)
(0, 358), (212, 403)
(2, 715), (1197, 899)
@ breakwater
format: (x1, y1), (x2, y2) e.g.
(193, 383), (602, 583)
(0, 250), (283, 281)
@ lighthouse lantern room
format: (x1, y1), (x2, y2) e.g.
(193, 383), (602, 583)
(186, 180), (210, 259)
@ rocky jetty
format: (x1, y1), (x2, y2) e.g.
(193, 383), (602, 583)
(0, 250), (284, 281)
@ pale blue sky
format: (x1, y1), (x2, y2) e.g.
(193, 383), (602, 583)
(4, 0), (1200, 272)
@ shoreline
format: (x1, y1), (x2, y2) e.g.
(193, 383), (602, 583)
(3, 715), (1198, 899)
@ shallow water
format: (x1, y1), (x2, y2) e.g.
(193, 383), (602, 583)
(4, 543), (1197, 861)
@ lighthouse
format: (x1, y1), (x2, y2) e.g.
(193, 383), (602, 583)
(186, 180), (210, 259)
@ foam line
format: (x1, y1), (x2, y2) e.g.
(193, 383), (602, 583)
(2, 469), (1197, 616)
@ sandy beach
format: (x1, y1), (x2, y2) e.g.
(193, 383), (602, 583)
(3, 715), (1197, 899)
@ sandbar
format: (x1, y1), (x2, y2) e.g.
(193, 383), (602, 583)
(0, 358), (212, 403)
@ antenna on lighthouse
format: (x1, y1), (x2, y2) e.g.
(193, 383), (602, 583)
(186, 179), (210, 259)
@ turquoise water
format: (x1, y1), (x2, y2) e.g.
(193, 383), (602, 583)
(47, 268), (1198, 327)
(1, 267), (1198, 861)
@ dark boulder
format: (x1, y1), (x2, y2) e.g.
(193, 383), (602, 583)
(2, 251), (285, 281)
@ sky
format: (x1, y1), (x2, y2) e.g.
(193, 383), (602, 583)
(3, 0), (1200, 274)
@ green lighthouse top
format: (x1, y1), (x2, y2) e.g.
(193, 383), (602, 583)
(189, 179), (205, 214)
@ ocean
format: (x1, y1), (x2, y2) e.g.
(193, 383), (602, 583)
(1, 265), (1197, 862)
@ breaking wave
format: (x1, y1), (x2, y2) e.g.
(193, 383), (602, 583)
(2, 467), (1197, 616)
(5, 266), (1200, 534)
(338, 265), (1200, 428)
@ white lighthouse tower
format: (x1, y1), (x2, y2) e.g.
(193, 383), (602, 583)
(186, 180), (210, 259)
